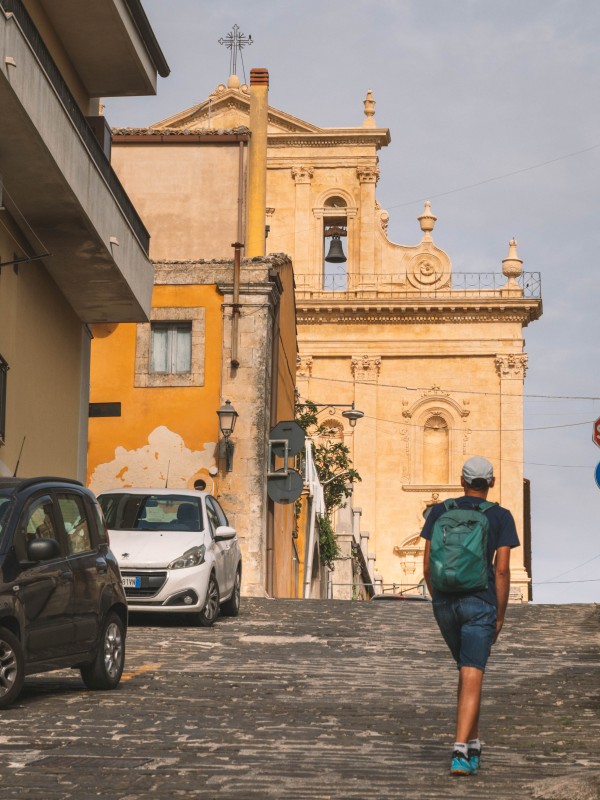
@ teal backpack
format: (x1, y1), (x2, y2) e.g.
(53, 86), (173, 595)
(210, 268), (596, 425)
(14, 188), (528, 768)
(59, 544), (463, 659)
(429, 499), (495, 593)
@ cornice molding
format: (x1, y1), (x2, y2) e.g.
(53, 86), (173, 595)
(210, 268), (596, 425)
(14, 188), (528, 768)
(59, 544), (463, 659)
(296, 305), (541, 325)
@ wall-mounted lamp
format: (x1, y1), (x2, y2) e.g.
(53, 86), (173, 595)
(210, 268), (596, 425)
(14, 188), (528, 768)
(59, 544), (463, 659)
(297, 401), (364, 428)
(217, 399), (239, 472)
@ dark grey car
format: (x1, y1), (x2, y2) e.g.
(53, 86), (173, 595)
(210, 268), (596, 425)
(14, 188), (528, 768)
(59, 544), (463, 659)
(0, 477), (127, 707)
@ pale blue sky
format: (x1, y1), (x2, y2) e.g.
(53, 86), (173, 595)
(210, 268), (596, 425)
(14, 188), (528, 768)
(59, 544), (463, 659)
(106, 0), (600, 603)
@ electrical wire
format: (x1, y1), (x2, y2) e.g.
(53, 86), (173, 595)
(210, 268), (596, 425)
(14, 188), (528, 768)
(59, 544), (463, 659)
(384, 143), (600, 209)
(537, 553), (600, 583)
(305, 374), (600, 402)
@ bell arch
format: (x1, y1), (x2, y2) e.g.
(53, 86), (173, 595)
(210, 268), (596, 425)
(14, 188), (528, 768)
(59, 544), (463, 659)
(313, 189), (358, 290)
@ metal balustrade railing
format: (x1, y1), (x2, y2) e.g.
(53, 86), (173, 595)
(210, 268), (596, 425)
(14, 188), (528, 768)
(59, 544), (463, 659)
(1, 0), (150, 253)
(296, 271), (542, 299)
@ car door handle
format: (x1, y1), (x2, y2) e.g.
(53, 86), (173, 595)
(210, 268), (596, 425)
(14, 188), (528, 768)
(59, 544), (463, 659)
(59, 570), (74, 583)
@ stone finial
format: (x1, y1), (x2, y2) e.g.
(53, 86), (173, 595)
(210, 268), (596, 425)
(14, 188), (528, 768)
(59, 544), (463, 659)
(502, 238), (523, 287)
(418, 200), (437, 240)
(363, 89), (376, 128)
(227, 74), (241, 89)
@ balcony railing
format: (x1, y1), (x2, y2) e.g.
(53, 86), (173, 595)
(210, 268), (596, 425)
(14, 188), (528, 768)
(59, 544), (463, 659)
(1, 0), (150, 252)
(295, 271), (542, 300)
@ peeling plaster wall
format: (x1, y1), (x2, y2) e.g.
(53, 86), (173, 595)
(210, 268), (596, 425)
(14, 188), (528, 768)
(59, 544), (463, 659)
(88, 425), (217, 494)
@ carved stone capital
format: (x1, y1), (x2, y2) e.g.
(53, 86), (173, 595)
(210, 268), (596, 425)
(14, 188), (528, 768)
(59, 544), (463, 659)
(291, 165), (314, 184)
(356, 165), (380, 184)
(296, 354), (313, 378)
(495, 354), (528, 379)
(351, 355), (381, 379)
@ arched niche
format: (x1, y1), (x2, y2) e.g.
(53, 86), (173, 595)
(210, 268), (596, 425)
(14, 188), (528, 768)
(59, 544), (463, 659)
(401, 391), (470, 488)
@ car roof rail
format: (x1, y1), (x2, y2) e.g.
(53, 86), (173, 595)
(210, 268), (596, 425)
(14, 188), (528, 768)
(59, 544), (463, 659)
(14, 476), (84, 492)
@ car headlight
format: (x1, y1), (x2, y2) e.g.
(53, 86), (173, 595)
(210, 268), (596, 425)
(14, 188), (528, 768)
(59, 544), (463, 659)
(168, 545), (206, 570)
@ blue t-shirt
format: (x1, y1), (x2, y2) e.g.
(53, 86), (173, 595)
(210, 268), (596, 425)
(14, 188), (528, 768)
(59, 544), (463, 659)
(420, 496), (520, 607)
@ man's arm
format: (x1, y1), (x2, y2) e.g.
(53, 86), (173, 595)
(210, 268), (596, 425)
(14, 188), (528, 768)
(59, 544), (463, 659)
(494, 545), (511, 642)
(422, 539), (433, 598)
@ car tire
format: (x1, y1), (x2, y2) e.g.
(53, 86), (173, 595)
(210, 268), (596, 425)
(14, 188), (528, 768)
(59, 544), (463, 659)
(220, 567), (241, 617)
(0, 628), (25, 709)
(196, 572), (220, 627)
(80, 611), (125, 691)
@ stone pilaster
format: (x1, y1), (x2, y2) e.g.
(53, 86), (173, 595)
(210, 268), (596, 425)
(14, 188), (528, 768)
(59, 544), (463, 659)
(350, 355), (381, 545)
(356, 165), (379, 279)
(495, 353), (529, 602)
(291, 165), (313, 274)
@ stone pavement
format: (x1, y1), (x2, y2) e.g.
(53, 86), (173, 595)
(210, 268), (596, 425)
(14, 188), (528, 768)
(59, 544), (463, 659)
(0, 599), (598, 799)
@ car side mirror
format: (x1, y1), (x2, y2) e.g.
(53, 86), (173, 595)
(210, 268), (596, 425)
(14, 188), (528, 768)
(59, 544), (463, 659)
(26, 538), (61, 562)
(214, 525), (236, 542)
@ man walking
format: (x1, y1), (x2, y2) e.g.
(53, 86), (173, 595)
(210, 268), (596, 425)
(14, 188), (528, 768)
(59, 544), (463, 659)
(420, 456), (520, 776)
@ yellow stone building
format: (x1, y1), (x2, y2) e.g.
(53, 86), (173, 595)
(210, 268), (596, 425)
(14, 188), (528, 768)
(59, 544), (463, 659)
(137, 76), (542, 600)
(88, 72), (299, 598)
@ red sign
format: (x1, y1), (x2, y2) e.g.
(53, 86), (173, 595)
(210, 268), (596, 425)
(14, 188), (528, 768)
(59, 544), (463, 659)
(594, 418), (600, 448)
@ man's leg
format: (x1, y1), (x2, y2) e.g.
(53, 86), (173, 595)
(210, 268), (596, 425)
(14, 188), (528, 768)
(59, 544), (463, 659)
(456, 666), (484, 743)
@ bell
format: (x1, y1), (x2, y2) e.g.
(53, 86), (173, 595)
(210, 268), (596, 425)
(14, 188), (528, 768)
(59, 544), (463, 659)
(324, 234), (347, 263)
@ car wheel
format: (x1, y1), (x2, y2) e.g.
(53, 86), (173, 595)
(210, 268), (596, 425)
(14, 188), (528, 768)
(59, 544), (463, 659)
(80, 611), (125, 690)
(220, 567), (241, 617)
(196, 572), (220, 627)
(0, 628), (25, 709)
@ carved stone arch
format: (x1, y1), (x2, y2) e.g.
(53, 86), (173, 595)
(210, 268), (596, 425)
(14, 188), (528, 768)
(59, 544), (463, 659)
(402, 391), (471, 486)
(320, 417), (344, 441)
(314, 187), (356, 210)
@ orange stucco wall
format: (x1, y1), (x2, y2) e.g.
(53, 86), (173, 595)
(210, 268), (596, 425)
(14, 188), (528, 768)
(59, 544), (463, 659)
(87, 283), (223, 493)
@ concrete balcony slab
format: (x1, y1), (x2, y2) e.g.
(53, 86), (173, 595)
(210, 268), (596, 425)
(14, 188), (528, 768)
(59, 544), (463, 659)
(0, 9), (153, 322)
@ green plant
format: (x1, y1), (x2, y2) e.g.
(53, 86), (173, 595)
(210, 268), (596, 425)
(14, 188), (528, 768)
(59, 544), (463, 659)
(295, 399), (361, 566)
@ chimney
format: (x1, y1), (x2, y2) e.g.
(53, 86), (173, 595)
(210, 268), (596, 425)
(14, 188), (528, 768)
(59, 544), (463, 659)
(246, 68), (269, 257)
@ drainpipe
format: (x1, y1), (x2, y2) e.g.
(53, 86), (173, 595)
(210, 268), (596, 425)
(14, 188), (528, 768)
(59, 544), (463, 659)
(246, 68), (268, 257)
(230, 242), (242, 368)
(230, 140), (246, 368)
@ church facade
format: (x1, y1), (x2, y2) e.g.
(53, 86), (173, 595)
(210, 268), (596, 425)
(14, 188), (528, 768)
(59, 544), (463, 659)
(103, 74), (542, 600)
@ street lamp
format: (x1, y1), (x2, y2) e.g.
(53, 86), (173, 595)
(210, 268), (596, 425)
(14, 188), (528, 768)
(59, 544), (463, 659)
(217, 400), (239, 472)
(296, 401), (364, 428)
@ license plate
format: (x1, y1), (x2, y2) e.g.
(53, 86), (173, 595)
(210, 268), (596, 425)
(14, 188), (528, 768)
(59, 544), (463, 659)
(122, 576), (141, 588)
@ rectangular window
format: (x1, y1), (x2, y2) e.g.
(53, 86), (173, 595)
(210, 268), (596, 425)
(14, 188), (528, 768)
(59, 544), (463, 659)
(0, 354), (8, 444)
(150, 323), (192, 374)
(57, 493), (92, 555)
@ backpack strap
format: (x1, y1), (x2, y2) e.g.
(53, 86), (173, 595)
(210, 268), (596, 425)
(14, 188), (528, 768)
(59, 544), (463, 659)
(443, 499), (459, 511)
(476, 501), (497, 513)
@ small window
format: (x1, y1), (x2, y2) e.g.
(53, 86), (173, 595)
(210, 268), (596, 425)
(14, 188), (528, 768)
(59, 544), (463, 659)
(57, 493), (92, 554)
(0, 354), (8, 444)
(90, 498), (109, 544)
(207, 497), (229, 528)
(205, 501), (220, 538)
(15, 495), (61, 560)
(151, 323), (192, 374)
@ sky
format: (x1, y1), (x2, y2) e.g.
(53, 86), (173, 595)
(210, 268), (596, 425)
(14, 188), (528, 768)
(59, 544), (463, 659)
(105, 0), (600, 603)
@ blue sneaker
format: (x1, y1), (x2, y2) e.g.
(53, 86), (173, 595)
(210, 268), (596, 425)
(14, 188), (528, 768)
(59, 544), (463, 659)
(450, 750), (474, 776)
(468, 747), (481, 773)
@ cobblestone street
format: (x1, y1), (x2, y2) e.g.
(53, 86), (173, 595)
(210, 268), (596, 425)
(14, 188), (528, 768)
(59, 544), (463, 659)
(0, 599), (598, 799)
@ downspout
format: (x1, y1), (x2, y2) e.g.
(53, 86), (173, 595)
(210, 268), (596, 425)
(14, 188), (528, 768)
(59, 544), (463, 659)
(230, 140), (245, 368)
(230, 242), (242, 368)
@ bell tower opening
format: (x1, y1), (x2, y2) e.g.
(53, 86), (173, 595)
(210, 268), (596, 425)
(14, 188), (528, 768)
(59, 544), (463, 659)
(323, 195), (347, 291)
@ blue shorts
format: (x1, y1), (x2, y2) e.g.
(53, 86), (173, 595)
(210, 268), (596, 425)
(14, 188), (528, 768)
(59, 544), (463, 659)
(432, 596), (497, 671)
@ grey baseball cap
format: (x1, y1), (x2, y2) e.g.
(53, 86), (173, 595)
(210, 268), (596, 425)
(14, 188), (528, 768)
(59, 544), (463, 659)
(462, 456), (494, 485)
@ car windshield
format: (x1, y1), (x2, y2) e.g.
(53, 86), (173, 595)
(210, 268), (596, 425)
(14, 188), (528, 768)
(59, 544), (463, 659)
(98, 494), (204, 533)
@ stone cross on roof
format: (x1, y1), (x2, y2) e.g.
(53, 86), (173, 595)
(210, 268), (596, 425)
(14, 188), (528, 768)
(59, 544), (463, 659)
(218, 24), (253, 81)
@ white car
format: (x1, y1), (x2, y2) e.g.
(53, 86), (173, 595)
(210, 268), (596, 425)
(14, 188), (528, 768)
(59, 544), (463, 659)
(97, 489), (241, 626)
